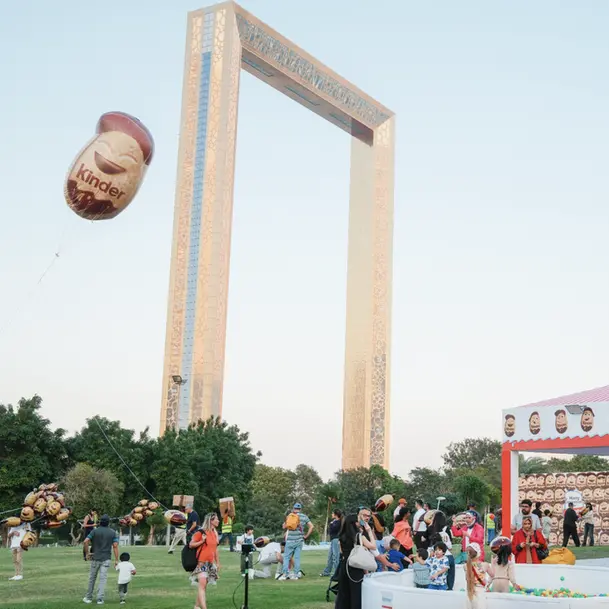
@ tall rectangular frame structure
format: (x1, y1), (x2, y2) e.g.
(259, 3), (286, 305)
(160, 1), (395, 469)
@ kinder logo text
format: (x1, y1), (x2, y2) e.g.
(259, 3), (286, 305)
(75, 164), (126, 200)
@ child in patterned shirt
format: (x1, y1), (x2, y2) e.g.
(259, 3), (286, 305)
(427, 543), (450, 591)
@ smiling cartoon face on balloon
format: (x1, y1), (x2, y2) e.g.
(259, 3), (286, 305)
(65, 112), (154, 220)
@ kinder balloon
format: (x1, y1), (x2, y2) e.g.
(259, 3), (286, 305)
(374, 494), (394, 512)
(2, 517), (22, 528)
(164, 510), (187, 526)
(64, 111), (154, 221)
(254, 536), (270, 548)
(21, 531), (37, 551)
(20, 507), (35, 522)
(490, 536), (512, 552)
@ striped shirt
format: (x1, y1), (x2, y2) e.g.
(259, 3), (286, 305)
(286, 513), (311, 544)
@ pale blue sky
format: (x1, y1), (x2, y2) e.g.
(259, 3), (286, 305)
(0, 1), (608, 480)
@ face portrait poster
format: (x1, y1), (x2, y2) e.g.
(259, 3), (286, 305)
(518, 471), (609, 546)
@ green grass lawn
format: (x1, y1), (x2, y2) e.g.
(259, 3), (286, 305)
(0, 547), (331, 609)
(2, 545), (609, 609)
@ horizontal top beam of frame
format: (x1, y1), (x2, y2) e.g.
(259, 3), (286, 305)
(194, 2), (394, 142)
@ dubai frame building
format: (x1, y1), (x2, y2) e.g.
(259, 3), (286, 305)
(160, 1), (395, 469)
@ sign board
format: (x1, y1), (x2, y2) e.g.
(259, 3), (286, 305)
(502, 401), (607, 444)
(172, 494), (195, 508)
(518, 471), (609, 546)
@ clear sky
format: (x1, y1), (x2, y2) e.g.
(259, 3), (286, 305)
(0, 0), (608, 481)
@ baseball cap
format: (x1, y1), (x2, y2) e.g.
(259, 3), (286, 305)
(398, 498), (406, 504)
(100, 515), (110, 526)
(293, 503), (302, 509)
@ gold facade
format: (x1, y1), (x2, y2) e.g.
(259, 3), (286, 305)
(160, 1), (395, 469)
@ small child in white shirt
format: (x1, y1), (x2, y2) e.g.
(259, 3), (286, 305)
(115, 552), (136, 605)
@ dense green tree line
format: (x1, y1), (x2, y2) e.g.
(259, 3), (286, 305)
(3, 395), (609, 541)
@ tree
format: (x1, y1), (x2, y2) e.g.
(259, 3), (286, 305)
(66, 417), (154, 513)
(453, 474), (492, 510)
(0, 396), (69, 514)
(443, 438), (502, 472)
(545, 454), (609, 473)
(151, 417), (259, 515)
(62, 463), (124, 519)
(519, 456), (548, 475)
(404, 468), (450, 505)
(332, 465), (406, 513)
(292, 464), (323, 512)
(244, 465), (296, 536)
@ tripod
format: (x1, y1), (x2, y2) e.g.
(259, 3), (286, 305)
(241, 547), (253, 609)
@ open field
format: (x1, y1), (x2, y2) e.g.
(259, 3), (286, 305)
(2, 544), (609, 609)
(0, 546), (331, 609)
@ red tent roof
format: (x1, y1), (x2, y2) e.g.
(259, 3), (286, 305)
(519, 385), (609, 410)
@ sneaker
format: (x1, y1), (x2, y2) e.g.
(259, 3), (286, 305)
(275, 573), (282, 580)
(277, 574), (288, 581)
(288, 573), (299, 580)
(298, 570), (305, 577)
(97, 601), (104, 605)
(168, 550), (174, 554)
(120, 602), (125, 606)
(83, 600), (93, 605)
(320, 572), (329, 577)
(13, 576), (23, 581)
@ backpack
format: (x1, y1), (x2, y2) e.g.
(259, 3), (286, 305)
(285, 513), (301, 531)
(182, 544), (199, 572)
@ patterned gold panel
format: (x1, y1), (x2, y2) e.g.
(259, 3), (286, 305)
(160, 14), (202, 433)
(162, 2), (394, 470)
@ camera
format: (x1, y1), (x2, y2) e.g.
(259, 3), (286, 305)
(241, 543), (255, 555)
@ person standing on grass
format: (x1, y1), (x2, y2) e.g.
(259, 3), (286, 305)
(486, 511), (496, 545)
(563, 502), (580, 548)
(8, 521), (31, 581)
(279, 503), (314, 580)
(185, 504), (201, 544)
(219, 510), (235, 552)
(321, 509), (342, 577)
(190, 513), (221, 609)
(83, 514), (119, 605)
(82, 508), (99, 561)
(115, 552), (136, 605)
(581, 503), (595, 547)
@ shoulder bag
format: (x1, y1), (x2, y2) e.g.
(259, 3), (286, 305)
(347, 533), (378, 573)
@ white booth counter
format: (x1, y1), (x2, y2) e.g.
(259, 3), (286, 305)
(362, 564), (609, 609)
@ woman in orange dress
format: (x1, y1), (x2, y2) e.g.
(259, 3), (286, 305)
(391, 507), (414, 560)
(190, 513), (221, 609)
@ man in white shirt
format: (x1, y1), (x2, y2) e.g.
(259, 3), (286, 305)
(413, 499), (428, 549)
(393, 498), (407, 520)
(8, 522), (30, 581)
(254, 541), (285, 579)
(511, 499), (541, 533)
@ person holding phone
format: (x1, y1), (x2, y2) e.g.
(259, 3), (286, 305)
(512, 516), (547, 564)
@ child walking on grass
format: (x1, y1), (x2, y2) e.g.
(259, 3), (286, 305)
(115, 552), (136, 605)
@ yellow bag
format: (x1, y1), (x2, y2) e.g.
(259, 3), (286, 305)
(542, 547), (576, 565)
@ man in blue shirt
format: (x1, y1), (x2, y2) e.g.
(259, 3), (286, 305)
(278, 503), (314, 581)
(83, 515), (119, 604)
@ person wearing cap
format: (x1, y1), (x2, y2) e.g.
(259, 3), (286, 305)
(83, 515), (119, 605)
(278, 503), (314, 580)
(393, 498), (407, 520)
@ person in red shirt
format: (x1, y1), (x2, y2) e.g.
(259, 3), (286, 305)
(512, 516), (547, 564)
(451, 511), (485, 563)
(189, 513), (220, 609)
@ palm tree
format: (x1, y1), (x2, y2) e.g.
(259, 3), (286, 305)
(519, 455), (547, 475)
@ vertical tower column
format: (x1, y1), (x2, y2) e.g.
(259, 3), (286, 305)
(160, 5), (241, 433)
(342, 117), (395, 469)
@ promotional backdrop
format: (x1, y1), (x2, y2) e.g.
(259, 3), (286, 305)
(518, 471), (609, 546)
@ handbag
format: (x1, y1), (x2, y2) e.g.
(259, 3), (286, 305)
(534, 531), (549, 561)
(347, 534), (378, 572)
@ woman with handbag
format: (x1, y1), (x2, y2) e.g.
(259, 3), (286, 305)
(335, 509), (398, 609)
(512, 516), (547, 564)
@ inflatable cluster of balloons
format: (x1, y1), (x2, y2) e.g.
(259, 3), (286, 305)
(1, 483), (72, 550)
(118, 499), (161, 528)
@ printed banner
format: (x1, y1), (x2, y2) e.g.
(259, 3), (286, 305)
(518, 471), (609, 546)
(503, 401), (608, 443)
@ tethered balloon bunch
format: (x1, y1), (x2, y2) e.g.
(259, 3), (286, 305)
(118, 499), (161, 528)
(0, 483), (73, 550)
